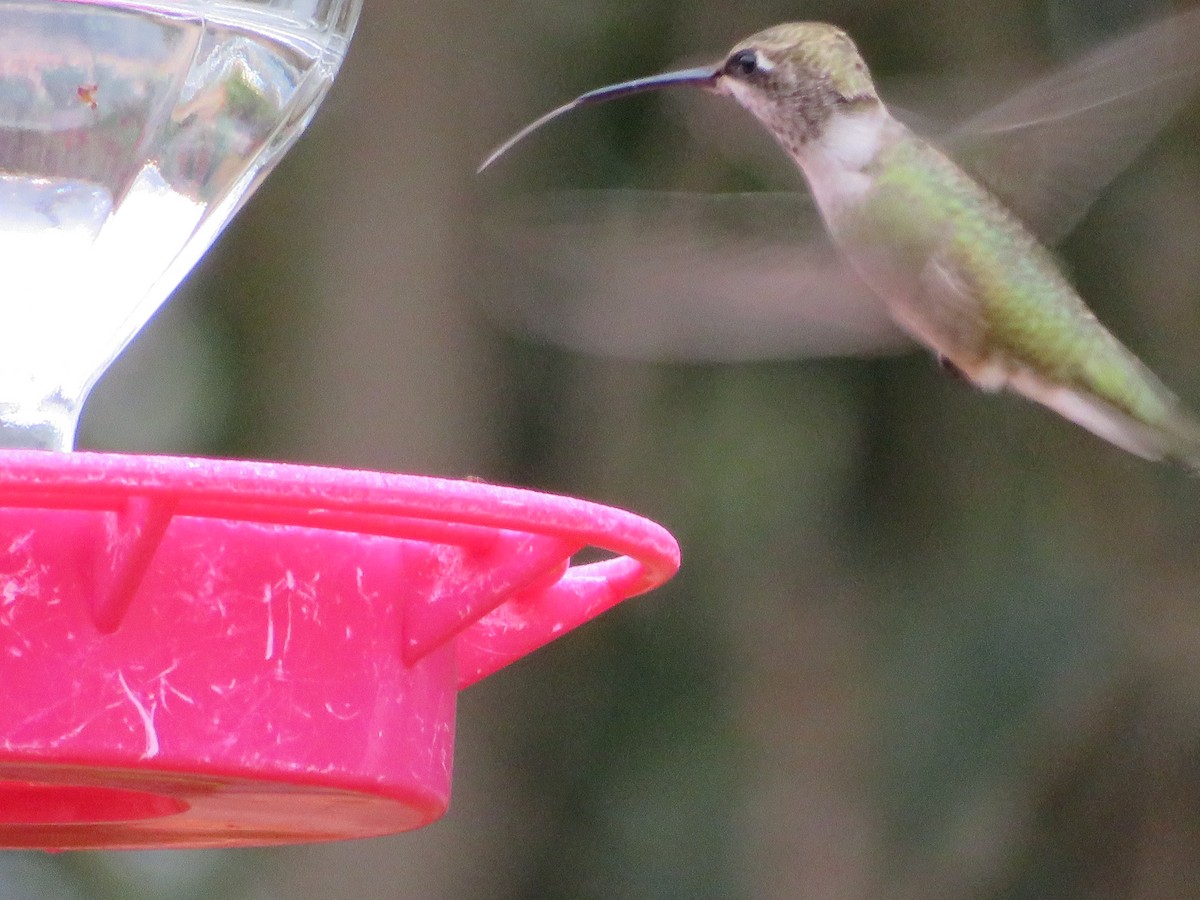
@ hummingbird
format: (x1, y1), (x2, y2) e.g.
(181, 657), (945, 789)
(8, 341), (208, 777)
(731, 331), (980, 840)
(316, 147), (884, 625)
(480, 17), (1200, 469)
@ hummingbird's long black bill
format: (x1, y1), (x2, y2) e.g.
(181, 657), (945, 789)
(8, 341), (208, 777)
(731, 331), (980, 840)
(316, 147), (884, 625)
(478, 65), (720, 173)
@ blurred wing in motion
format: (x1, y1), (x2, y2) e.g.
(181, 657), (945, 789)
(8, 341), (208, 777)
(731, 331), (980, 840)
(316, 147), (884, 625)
(949, 5), (1200, 243)
(476, 6), (1200, 361)
(477, 190), (909, 361)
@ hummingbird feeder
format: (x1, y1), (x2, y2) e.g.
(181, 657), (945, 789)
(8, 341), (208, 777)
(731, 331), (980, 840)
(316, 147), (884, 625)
(0, 451), (678, 849)
(0, 0), (680, 849)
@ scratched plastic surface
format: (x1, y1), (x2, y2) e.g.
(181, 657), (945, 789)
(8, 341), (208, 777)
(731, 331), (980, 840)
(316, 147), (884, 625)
(0, 452), (679, 849)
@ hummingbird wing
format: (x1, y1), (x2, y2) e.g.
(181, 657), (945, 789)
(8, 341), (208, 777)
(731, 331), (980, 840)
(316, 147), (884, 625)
(476, 9), (1200, 362)
(476, 190), (909, 361)
(948, 6), (1200, 244)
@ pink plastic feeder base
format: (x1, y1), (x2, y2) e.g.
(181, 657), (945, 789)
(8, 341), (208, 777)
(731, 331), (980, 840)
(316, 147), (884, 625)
(0, 451), (679, 849)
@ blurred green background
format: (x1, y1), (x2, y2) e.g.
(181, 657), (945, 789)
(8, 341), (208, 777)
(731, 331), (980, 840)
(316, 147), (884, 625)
(17, 0), (1200, 896)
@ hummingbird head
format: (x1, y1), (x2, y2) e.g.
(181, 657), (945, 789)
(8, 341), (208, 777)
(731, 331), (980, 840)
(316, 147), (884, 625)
(479, 22), (882, 172)
(715, 24), (881, 154)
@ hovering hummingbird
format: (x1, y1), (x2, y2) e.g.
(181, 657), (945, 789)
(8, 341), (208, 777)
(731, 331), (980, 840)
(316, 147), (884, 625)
(480, 15), (1200, 469)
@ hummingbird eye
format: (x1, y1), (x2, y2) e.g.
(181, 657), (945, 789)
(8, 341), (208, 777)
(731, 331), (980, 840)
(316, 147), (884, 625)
(725, 49), (759, 77)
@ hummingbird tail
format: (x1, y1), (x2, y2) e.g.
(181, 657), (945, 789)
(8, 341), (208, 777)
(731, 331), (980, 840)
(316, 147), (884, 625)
(1073, 398), (1200, 472)
(1009, 371), (1200, 471)
(1159, 410), (1200, 474)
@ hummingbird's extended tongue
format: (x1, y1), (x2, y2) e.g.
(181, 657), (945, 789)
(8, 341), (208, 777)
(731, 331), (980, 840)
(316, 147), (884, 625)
(478, 66), (719, 173)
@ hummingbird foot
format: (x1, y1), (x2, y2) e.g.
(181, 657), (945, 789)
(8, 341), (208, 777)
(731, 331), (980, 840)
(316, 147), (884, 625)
(936, 354), (971, 383)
